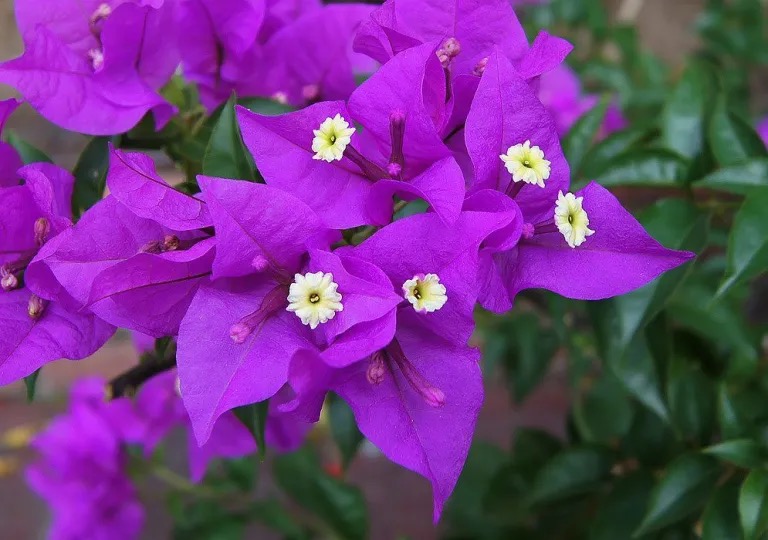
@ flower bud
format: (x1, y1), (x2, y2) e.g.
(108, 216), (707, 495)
(366, 351), (387, 385)
(0, 266), (18, 292)
(251, 254), (270, 272)
(473, 57), (489, 77)
(27, 295), (48, 320)
(302, 84), (320, 102)
(229, 322), (252, 344)
(34, 217), (50, 246)
(163, 235), (180, 252)
(522, 222), (535, 240)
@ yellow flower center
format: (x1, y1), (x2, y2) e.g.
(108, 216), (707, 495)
(499, 140), (551, 188)
(554, 191), (595, 248)
(311, 114), (356, 162)
(287, 272), (344, 329)
(402, 274), (447, 313)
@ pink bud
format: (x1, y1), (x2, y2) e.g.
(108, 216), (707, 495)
(251, 254), (270, 272)
(163, 235), (180, 252)
(366, 352), (387, 385)
(88, 49), (104, 71)
(522, 222), (535, 240)
(442, 38), (461, 58)
(34, 218), (50, 246)
(27, 295), (48, 320)
(302, 84), (320, 102)
(473, 57), (489, 77)
(272, 92), (289, 105)
(386, 162), (402, 178)
(1, 272), (18, 292)
(229, 322), (252, 344)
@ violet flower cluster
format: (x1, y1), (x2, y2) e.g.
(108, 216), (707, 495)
(3, 0), (695, 527)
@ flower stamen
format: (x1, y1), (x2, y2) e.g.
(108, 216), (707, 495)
(554, 191), (594, 248)
(500, 140), (551, 188)
(286, 272), (343, 329)
(402, 274), (447, 313)
(312, 114), (356, 162)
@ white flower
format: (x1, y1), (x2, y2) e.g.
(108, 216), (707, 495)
(287, 272), (343, 329)
(499, 140), (551, 188)
(311, 114), (356, 162)
(402, 274), (447, 313)
(554, 191), (595, 248)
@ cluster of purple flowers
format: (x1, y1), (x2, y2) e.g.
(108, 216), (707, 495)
(1, 0), (694, 530)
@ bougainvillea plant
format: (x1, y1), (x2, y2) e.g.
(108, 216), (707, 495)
(1, 0), (767, 538)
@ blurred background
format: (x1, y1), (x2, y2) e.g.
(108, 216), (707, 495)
(2, 0), (768, 538)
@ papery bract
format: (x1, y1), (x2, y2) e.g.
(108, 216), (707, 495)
(0, 0), (178, 135)
(283, 197), (522, 521)
(28, 150), (214, 337)
(0, 163), (113, 385)
(238, 42), (465, 228)
(464, 50), (693, 312)
(26, 379), (144, 540)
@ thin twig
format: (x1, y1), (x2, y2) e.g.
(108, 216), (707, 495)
(107, 355), (177, 399)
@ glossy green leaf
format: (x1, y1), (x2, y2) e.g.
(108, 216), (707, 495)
(590, 472), (655, 540)
(563, 95), (609, 177)
(661, 60), (718, 160)
(503, 313), (559, 403)
(718, 384), (752, 440)
(716, 188), (768, 298)
(702, 482), (743, 540)
(634, 453), (720, 536)
(595, 149), (688, 187)
(445, 442), (507, 537)
(530, 446), (613, 505)
(238, 97), (292, 116)
(573, 372), (634, 444)
(233, 400), (269, 459)
(328, 394), (363, 469)
(709, 98), (768, 167)
(703, 439), (768, 469)
(666, 355), (716, 444)
(613, 199), (708, 347)
(24, 369), (40, 402)
(581, 126), (652, 179)
(696, 159), (768, 194)
(739, 470), (768, 540)
(72, 136), (112, 216)
(6, 132), (52, 165)
(202, 94), (255, 181)
(274, 447), (368, 540)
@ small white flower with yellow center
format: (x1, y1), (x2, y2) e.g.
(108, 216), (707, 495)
(312, 114), (356, 162)
(554, 191), (595, 248)
(499, 140), (551, 188)
(402, 274), (447, 313)
(287, 272), (343, 329)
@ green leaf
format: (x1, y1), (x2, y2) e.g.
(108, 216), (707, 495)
(666, 355), (716, 444)
(249, 499), (309, 540)
(274, 447), (368, 540)
(512, 428), (563, 468)
(24, 369), (40, 402)
(530, 446), (613, 505)
(72, 136), (113, 216)
(581, 126), (652, 179)
(702, 482), (743, 540)
(562, 95), (609, 177)
(445, 442), (507, 537)
(709, 97), (768, 167)
(703, 439), (768, 469)
(718, 384), (752, 440)
(739, 470), (768, 540)
(202, 94), (255, 181)
(661, 60), (718, 160)
(573, 372), (634, 444)
(590, 472), (655, 540)
(238, 97), (293, 116)
(716, 188), (768, 298)
(503, 313), (559, 403)
(613, 199), (708, 347)
(6, 132), (52, 164)
(595, 149), (688, 187)
(233, 400), (269, 459)
(634, 453), (720, 536)
(696, 159), (768, 194)
(328, 394), (363, 469)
